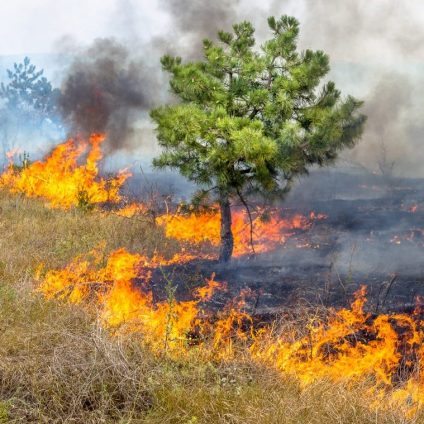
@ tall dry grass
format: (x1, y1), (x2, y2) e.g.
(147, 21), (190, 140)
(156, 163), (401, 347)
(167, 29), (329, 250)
(0, 189), (179, 284)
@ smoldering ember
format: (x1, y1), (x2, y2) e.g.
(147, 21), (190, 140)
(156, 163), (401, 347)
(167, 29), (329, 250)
(1, 2), (424, 423)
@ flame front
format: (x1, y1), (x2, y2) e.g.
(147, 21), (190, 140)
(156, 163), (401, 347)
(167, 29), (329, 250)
(38, 246), (424, 415)
(1, 134), (131, 209)
(39, 247), (222, 351)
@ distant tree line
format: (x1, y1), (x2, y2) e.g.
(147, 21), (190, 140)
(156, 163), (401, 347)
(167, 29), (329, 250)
(0, 57), (62, 156)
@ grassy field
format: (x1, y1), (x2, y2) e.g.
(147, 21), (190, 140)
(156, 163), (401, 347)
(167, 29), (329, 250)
(0, 190), (421, 423)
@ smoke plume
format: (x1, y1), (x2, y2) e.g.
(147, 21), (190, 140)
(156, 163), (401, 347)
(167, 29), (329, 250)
(59, 38), (157, 152)
(58, 0), (242, 153)
(57, 0), (424, 174)
(162, 0), (240, 58)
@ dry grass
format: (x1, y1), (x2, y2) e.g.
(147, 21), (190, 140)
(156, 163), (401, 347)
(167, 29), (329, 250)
(0, 282), (154, 422)
(0, 190), (180, 284)
(0, 190), (422, 423)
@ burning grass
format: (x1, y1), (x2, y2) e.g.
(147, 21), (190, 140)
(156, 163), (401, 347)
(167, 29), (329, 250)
(1, 138), (424, 421)
(0, 134), (131, 209)
(34, 242), (424, 418)
(0, 281), (421, 422)
(3, 281), (412, 424)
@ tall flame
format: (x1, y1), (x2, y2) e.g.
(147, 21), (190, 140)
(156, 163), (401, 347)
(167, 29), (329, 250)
(1, 134), (131, 209)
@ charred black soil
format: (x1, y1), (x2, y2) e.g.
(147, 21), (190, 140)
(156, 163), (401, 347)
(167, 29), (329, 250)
(142, 170), (424, 316)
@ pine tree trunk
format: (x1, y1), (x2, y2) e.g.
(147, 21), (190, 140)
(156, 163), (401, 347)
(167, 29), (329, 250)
(218, 191), (233, 262)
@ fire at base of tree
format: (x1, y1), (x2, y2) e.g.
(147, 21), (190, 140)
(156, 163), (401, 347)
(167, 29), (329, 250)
(2, 8), (424, 424)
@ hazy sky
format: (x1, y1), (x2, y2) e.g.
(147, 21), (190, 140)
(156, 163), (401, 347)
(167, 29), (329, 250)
(1, 0), (424, 61)
(0, 0), (167, 55)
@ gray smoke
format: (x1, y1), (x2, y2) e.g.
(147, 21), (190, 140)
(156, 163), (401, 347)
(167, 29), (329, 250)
(162, 0), (240, 58)
(158, 0), (424, 176)
(58, 0), (242, 153)
(57, 0), (424, 173)
(350, 74), (418, 175)
(59, 38), (158, 152)
(270, 0), (424, 177)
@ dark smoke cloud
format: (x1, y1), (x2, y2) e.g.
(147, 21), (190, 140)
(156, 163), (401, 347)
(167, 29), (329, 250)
(58, 0), (242, 153)
(59, 38), (157, 152)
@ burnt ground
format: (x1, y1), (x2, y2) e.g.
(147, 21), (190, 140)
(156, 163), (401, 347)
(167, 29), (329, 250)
(135, 169), (424, 316)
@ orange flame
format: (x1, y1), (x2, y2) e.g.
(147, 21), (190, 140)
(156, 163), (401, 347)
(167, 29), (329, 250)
(38, 247), (224, 352)
(37, 245), (424, 415)
(1, 134), (131, 209)
(156, 208), (319, 257)
(194, 273), (225, 301)
(251, 286), (424, 413)
(113, 202), (148, 217)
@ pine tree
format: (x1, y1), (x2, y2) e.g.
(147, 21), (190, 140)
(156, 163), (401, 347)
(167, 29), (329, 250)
(0, 57), (61, 155)
(151, 15), (366, 262)
(0, 57), (60, 120)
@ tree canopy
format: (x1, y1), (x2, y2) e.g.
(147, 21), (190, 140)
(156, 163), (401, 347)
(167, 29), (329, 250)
(151, 15), (366, 261)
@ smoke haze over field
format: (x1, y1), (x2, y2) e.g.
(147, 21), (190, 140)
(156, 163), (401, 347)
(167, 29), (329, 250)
(289, 0), (424, 176)
(1, 0), (424, 175)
